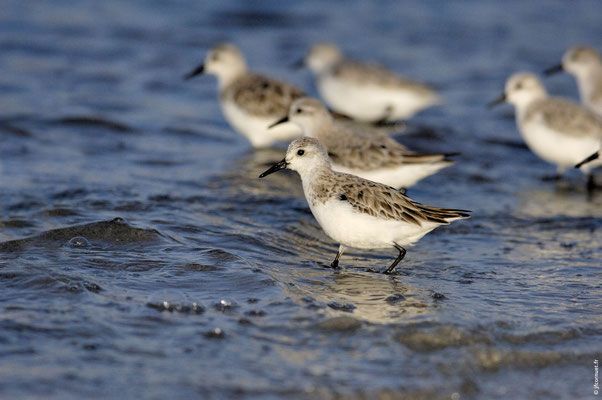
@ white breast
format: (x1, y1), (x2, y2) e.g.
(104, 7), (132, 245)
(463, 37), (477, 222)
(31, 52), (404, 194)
(307, 196), (440, 250)
(317, 73), (437, 122)
(520, 115), (601, 171)
(220, 100), (301, 148)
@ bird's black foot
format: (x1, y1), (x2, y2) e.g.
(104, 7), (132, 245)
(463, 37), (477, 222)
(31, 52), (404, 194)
(329, 260), (340, 270)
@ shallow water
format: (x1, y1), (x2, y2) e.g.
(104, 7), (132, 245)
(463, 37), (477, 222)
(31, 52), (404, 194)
(1, 1), (601, 399)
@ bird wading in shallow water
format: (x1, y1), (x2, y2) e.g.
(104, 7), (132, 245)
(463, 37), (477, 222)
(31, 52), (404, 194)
(298, 42), (441, 124)
(184, 43), (305, 148)
(489, 72), (602, 190)
(259, 137), (470, 274)
(545, 46), (602, 116)
(269, 97), (455, 190)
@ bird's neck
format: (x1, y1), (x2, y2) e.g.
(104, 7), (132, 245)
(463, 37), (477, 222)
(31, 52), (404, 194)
(514, 92), (548, 122)
(575, 65), (602, 104)
(304, 119), (337, 144)
(299, 164), (335, 207)
(217, 65), (247, 90)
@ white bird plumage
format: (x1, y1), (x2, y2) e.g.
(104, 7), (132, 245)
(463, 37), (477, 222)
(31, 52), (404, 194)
(490, 72), (602, 185)
(546, 46), (602, 116)
(270, 97), (454, 189)
(302, 43), (441, 123)
(185, 43), (305, 148)
(259, 137), (470, 273)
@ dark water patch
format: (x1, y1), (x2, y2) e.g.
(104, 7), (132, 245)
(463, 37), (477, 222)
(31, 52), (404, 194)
(147, 193), (179, 202)
(72, 72), (122, 86)
(214, 299), (237, 313)
(146, 301), (204, 314)
(244, 310), (266, 317)
(0, 122), (33, 137)
(0, 218), (163, 252)
(473, 348), (584, 372)
(467, 173), (495, 183)
(431, 292), (447, 301)
(51, 116), (136, 133)
(6, 200), (45, 212)
(500, 327), (595, 346)
(40, 207), (79, 217)
(50, 188), (88, 200)
(61, 280), (103, 294)
(135, 159), (180, 167)
(313, 316), (362, 332)
(179, 263), (222, 272)
(385, 294), (406, 304)
(327, 302), (356, 313)
(210, 10), (322, 29)
(162, 125), (235, 143)
(113, 201), (150, 212)
(204, 328), (225, 339)
(396, 325), (491, 352)
(0, 219), (34, 229)
(483, 137), (530, 150)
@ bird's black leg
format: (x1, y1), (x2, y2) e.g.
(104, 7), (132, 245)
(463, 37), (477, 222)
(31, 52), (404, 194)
(383, 245), (406, 275)
(329, 245), (345, 269)
(586, 174), (597, 193)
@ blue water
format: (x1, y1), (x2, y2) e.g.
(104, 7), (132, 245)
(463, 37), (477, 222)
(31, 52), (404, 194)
(1, 1), (601, 399)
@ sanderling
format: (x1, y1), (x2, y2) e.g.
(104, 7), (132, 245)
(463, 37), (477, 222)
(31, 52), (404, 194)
(489, 72), (602, 188)
(184, 43), (305, 148)
(299, 42), (441, 124)
(259, 137), (470, 274)
(545, 46), (602, 116)
(269, 97), (453, 189)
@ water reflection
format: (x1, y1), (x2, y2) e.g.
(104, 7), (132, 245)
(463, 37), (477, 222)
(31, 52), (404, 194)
(278, 267), (431, 324)
(325, 271), (431, 323)
(515, 183), (602, 219)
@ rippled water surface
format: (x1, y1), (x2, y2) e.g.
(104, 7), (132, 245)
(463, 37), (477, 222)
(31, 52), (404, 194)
(1, 1), (601, 399)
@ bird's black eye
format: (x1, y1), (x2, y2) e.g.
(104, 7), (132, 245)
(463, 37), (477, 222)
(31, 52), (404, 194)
(297, 149), (305, 156)
(516, 83), (523, 90)
(212, 54), (219, 61)
(296, 108), (303, 114)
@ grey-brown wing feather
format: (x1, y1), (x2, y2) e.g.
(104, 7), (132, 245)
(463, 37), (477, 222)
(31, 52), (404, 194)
(529, 98), (602, 139)
(332, 175), (470, 225)
(334, 60), (435, 94)
(327, 133), (447, 170)
(223, 74), (306, 116)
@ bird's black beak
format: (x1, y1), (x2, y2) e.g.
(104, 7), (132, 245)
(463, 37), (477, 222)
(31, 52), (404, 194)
(575, 151), (599, 168)
(268, 115), (289, 129)
(544, 64), (564, 76)
(487, 93), (506, 108)
(290, 58), (305, 69)
(183, 63), (205, 80)
(259, 158), (288, 178)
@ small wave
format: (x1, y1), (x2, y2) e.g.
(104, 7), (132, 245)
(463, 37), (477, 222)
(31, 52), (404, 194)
(51, 116), (136, 133)
(0, 218), (163, 252)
